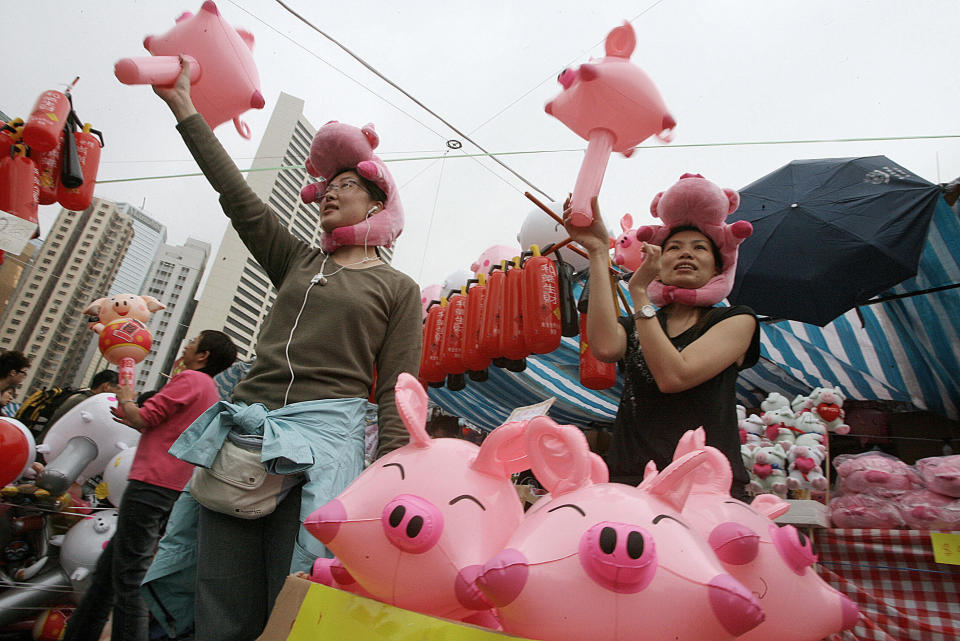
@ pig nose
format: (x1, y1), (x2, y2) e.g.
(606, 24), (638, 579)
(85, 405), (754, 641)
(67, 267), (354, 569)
(708, 573), (765, 636)
(708, 522), (759, 565)
(454, 564), (494, 611)
(304, 499), (347, 544)
(613, 254), (624, 265)
(841, 594), (860, 630)
(476, 548), (529, 607)
(865, 470), (889, 483)
(577, 522), (657, 593)
(381, 494), (443, 553)
(770, 523), (817, 575)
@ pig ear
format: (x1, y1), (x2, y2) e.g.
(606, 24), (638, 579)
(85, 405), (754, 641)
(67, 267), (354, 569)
(472, 420), (529, 479)
(750, 493), (790, 519)
(649, 192), (665, 218)
(644, 450), (707, 512)
(141, 296), (166, 312)
(724, 188), (740, 215)
(604, 21), (636, 58)
(638, 460), (659, 488)
(672, 428), (731, 495)
(83, 298), (106, 316)
(395, 373), (431, 448)
(362, 124), (379, 150)
(589, 453), (609, 483)
(620, 213), (633, 232)
(525, 417), (593, 497)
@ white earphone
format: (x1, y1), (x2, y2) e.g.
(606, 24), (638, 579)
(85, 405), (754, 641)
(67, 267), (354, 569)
(367, 206), (378, 216)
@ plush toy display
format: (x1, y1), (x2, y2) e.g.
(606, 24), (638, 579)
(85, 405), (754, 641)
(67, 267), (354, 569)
(786, 443), (828, 492)
(761, 406), (797, 450)
(739, 413), (766, 447)
(833, 452), (921, 497)
(477, 417), (764, 641)
(299, 121), (404, 253)
(793, 411), (828, 447)
(760, 391), (792, 414)
(636, 173), (753, 307)
(667, 429), (859, 641)
(303, 373), (529, 627)
(807, 387), (850, 434)
(746, 443), (789, 498)
(897, 489), (960, 531)
(545, 21), (675, 227)
(828, 493), (905, 529)
(914, 455), (960, 497)
(114, 1), (264, 139)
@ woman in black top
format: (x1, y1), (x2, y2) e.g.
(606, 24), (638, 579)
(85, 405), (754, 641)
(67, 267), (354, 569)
(565, 197), (759, 500)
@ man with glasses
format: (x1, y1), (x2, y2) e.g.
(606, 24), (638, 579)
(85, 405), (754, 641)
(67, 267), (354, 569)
(0, 350), (29, 398)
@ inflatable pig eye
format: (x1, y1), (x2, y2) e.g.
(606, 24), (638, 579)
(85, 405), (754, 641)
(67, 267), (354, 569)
(769, 523), (817, 576)
(577, 521), (658, 593)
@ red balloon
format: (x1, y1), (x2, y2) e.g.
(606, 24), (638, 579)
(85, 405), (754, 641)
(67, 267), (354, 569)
(578, 313), (616, 390)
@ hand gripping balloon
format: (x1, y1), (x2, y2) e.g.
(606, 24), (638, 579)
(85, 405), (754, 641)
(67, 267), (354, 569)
(477, 417), (764, 641)
(303, 372), (529, 627)
(652, 428), (859, 641)
(83, 293), (165, 386)
(546, 21), (676, 227)
(114, 1), (264, 139)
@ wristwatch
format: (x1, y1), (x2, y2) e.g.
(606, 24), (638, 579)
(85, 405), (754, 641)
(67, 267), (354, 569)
(632, 304), (657, 320)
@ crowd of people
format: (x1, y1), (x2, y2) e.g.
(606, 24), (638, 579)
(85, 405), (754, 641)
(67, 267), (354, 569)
(0, 56), (760, 641)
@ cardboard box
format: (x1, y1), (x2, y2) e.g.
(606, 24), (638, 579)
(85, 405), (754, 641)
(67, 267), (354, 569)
(773, 498), (830, 528)
(257, 575), (533, 641)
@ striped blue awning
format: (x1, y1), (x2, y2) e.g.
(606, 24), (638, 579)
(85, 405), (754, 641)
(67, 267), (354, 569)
(429, 197), (960, 430)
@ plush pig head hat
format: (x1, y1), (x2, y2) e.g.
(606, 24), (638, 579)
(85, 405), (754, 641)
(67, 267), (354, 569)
(636, 173), (753, 307)
(300, 121), (404, 253)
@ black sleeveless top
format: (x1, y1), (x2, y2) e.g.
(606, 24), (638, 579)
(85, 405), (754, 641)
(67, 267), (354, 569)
(605, 305), (760, 499)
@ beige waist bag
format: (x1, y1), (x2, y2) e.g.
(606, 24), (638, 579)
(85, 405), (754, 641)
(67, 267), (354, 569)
(189, 439), (287, 520)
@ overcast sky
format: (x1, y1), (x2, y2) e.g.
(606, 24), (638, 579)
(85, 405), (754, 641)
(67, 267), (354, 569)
(9, 0), (960, 293)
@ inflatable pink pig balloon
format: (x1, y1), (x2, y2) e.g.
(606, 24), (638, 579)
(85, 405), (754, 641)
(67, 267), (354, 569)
(114, 1), (264, 139)
(663, 428), (859, 641)
(546, 21), (675, 227)
(477, 417), (763, 641)
(303, 372), (529, 626)
(612, 213), (646, 271)
(420, 283), (443, 320)
(471, 245), (520, 276)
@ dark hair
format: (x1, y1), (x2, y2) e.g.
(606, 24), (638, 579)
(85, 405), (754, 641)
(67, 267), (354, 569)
(137, 389), (160, 406)
(662, 225), (723, 273)
(1, 385), (15, 395)
(90, 369), (119, 388)
(332, 168), (387, 204)
(0, 351), (29, 378)
(196, 330), (238, 377)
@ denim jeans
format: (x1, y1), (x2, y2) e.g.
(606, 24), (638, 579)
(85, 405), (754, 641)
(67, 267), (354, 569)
(63, 480), (180, 641)
(194, 483), (302, 641)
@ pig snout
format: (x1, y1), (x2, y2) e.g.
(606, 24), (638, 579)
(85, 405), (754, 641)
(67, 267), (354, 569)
(476, 548), (529, 608)
(304, 499), (347, 544)
(454, 564), (494, 611)
(577, 522), (657, 593)
(770, 523), (817, 575)
(708, 522), (759, 565)
(381, 494), (444, 553)
(708, 573), (765, 636)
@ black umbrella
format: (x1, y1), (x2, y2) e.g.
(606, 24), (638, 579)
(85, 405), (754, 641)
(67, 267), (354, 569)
(726, 156), (941, 326)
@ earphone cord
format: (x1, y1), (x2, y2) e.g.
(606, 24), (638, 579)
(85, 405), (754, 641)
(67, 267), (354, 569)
(281, 212), (377, 406)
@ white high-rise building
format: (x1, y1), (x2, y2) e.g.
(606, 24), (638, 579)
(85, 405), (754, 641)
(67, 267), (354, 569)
(0, 198), (134, 397)
(77, 205), (167, 386)
(185, 92), (322, 361)
(136, 238), (211, 390)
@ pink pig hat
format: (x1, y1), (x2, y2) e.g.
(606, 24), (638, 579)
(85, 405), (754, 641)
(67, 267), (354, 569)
(300, 120), (404, 253)
(636, 173), (753, 307)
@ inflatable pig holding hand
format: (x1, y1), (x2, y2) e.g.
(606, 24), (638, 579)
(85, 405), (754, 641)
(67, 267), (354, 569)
(662, 428), (859, 641)
(304, 372), (528, 626)
(477, 417), (764, 641)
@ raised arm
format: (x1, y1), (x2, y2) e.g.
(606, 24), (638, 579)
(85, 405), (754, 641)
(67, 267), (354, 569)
(563, 197), (627, 362)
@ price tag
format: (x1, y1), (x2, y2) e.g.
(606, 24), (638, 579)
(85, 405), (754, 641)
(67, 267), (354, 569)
(505, 397), (556, 423)
(930, 532), (960, 565)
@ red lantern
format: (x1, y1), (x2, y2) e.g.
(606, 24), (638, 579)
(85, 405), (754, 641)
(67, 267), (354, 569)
(22, 90), (70, 153)
(478, 263), (506, 359)
(439, 288), (468, 376)
(462, 275), (491, 374)
(419, 302), (446, 384)
(0, 119), (24, 158)
(33, 129), (64, 205)
(0, 145), (40, 253)
(57, 124), (103, 212)
(522, 244), (562, 354)
(500, 257), (528, 360)
(579, 313), (617, 390)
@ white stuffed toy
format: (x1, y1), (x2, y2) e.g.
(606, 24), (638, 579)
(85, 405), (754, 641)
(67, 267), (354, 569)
(760, 391), (791, 414)
(739, 414), (767, 447)
(793, 412), (828, 447)
(807, 386), (850, 435)
(787, 443), (828, 492)
(791, 392), (813, 415)
(746, 443), (789, 498)
(761, 406), (797, 451)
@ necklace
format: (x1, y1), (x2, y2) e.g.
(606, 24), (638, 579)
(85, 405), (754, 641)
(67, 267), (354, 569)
(315, 251), (379, 286)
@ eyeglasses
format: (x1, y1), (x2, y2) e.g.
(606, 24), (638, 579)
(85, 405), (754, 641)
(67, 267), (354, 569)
(324, 178), (367, 194)
(16, 369), (28, 375)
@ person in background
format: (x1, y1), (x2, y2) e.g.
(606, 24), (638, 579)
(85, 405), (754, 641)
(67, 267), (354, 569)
(89, 369), (120, 395)
(63, 330), (237, 641)
(0, 350), (29, 395)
